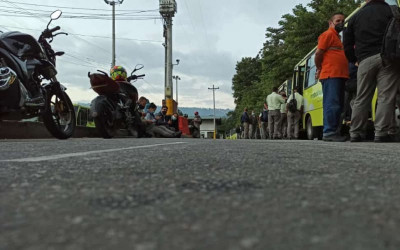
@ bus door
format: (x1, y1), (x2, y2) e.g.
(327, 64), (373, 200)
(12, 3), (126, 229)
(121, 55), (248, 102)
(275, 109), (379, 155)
(296, 65), (305, 95)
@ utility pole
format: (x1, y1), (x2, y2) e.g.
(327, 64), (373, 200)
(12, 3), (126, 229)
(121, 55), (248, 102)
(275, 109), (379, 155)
(172, 75), (181, 110)
(104, 0), (124, 67)
(208, 85), (219, 140)
(160, 0), (177, 115)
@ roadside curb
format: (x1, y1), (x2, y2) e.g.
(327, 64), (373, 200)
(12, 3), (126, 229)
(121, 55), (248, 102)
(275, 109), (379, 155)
(0, 121), (100, 139)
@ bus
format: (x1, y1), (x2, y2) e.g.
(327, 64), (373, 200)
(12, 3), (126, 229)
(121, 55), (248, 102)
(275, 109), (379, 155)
(73, 104), (95, 128)
(23, 104), (95, 128)
(278, 79), (292, 97)
(290, 0), (400, 140)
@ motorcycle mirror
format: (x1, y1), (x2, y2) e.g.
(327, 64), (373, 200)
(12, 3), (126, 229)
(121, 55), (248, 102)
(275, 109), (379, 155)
(51, 10), (62, 20)
(47, 10), (62, 29)
(131, 64), (144, 74)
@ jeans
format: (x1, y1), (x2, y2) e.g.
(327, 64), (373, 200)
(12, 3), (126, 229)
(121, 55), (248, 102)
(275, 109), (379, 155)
(321, 78), (345, 137)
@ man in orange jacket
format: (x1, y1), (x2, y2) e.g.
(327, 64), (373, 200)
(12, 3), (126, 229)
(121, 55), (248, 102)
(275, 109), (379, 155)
(315, 12), (349, 142)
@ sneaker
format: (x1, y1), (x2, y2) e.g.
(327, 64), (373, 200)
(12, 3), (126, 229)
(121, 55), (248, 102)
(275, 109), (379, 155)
(322, 134), (347, 142)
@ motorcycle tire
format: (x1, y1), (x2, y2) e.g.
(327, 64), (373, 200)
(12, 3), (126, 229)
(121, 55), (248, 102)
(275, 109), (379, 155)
(42, 89), (76, 139)
(93, 101), (116, 139)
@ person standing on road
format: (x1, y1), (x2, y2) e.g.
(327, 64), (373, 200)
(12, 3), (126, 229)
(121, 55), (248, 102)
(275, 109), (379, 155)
(344, 0), (400, 142)
(278, 92), (288, 139)
(241, 108), (250, 139)
(287, 88), (304, 140)
(266, 87), (286, 139)
(249, 111), (257, 139)
(315, 12), (349, 142)
(259, 108), (269, 139)
(193, 111), (202, 130)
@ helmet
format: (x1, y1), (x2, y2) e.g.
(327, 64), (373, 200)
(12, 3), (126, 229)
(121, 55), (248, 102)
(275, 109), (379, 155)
(110, 66), (127, 81)
(194, 111), (199, 115)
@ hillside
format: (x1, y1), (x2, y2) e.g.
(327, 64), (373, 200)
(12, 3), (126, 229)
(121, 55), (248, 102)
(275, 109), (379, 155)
(178, 108), (232, 118)
(77, 103), (231, 119)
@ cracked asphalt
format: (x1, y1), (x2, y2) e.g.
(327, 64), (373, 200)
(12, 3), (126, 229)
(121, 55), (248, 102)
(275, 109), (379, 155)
(1, 138), (400, 250)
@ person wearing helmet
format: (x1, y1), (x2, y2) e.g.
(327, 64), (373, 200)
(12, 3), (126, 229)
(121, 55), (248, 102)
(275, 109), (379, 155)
(110, 66), (128, 81)
(110, 66), (144, 137)
(110, 65), (138, 103)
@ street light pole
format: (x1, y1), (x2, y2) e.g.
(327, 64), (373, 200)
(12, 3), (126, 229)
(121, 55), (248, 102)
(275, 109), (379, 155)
(104, 0), (124, 67)
(208, 85), (219, 140)
(160, 0), (177, 115)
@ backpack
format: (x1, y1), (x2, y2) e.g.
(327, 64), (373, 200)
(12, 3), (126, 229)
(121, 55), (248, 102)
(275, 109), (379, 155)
(241, 112), (249, 123)
(260, 110), (268, 122)
(381, 5), (400, 63)
(287, 93), (298, 113)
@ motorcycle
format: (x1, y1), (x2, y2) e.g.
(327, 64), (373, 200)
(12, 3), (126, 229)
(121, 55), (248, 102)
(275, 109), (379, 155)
(88, 65), (145, 139)
(0, 10), (76, 139)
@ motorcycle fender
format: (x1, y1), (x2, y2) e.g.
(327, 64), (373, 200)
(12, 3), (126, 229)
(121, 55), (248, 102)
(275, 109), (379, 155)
(90, 96), (114, 118)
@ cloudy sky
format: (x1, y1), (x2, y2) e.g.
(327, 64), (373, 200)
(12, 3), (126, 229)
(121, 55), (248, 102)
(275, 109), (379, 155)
(0, 0), (308, 109)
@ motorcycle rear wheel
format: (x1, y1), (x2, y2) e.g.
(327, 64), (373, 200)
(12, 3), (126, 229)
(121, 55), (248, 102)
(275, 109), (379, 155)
(94, 102), (116, 139)
(42, 90), (76, 139)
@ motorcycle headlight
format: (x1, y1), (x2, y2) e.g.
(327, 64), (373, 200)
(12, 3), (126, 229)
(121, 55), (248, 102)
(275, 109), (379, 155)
(0, 67), (17, 91)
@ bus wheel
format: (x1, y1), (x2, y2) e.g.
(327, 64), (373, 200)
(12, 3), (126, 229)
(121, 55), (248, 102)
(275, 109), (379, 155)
(306, 117), (320, 140)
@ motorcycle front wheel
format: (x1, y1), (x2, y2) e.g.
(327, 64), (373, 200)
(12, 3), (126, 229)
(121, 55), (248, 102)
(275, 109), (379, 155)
(42, 90), (76, 139)
(94, 101), (116, 139)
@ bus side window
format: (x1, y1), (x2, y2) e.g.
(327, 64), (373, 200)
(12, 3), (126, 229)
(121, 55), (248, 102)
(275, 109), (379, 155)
(297, 66), (305, 95)
(305, 53), (317, 89)
(287, 79), (292, 96)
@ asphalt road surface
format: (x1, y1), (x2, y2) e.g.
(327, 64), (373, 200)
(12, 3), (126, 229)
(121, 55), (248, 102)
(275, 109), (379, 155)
(1, 138), (400, 250)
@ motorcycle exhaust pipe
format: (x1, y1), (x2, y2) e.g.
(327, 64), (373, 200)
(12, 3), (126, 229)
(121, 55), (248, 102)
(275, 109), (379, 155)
(0, 67), (17, 91)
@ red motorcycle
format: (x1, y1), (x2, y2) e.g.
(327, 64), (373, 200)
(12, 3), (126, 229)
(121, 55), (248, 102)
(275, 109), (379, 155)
(88, 65), (145, 139)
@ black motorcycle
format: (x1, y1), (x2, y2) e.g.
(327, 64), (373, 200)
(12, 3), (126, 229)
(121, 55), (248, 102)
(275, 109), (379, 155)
(88, 65), (145, 139)
(0, 10), (76, 139)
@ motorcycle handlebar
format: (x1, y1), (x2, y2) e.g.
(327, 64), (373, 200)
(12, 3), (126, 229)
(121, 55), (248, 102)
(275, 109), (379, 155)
(48, 26), (61, 33)
(127, 74), (145, 82)
(41, 26), (61, 39)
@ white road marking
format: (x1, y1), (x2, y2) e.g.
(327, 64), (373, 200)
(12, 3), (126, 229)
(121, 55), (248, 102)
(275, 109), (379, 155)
(1, 142), (188, 163)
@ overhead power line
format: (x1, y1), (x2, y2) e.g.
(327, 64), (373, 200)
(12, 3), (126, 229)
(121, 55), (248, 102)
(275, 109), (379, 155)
(0, 0), (158, 12)
(0, 25), (163, 43)
(0, 12), (161, 21)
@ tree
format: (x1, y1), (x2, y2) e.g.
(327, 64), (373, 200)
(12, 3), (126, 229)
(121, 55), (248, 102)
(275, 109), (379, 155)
(229, 0), (362, 131)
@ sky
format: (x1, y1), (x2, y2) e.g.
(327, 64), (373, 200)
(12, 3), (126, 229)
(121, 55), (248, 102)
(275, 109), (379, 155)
(0, 0), (309, 109)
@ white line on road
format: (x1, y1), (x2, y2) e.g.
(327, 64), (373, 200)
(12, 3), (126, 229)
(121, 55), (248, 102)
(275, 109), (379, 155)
(1, 142), (188, 163)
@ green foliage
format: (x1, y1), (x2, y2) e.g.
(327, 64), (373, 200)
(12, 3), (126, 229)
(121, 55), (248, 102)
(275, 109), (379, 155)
(226, 0), (362, 130)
